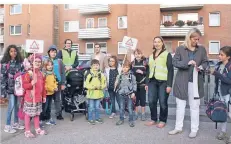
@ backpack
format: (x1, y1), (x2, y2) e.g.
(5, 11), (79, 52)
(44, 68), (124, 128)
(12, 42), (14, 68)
(206, 93), (228, 129)
(115, 73), (133, 95)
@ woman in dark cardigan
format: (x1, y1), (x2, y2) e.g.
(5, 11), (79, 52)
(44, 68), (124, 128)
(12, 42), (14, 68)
(168, 28), (208, 138)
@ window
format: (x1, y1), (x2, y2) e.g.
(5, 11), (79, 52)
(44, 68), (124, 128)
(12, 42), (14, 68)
(118, 42), (127, 54)
(163, 14), (172, 22)
(178, 41), (184, 46)
(118, 16), (127, 29)
(86, 43), (94, 54)
(0, 46), (4, 55)
(86, 18), (94, 28)
(178, 13), (198, 21)
(98, 18), (107, 28)
(10, 4), (22, 15)
(98, 42), (107, 53)
(71, 43), (79, 54)
(64, 4), (78, 10)
(209, 12), (220, 26)
(165, 41), (172, 53)
(10, 25), (22, 35)
(209, 41), (220, 54)
(27, 24), (30, 35)
(0, 27), (4, 35)
(64, 21), (79, 32)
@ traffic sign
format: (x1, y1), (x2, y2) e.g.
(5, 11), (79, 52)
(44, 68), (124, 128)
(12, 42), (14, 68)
(122, 36), (138, 50)
(25, 39), (44, 53)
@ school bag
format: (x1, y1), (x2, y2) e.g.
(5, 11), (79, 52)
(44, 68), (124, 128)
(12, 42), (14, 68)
(206, 93), (228, 129)
(101, 90), (112, 115)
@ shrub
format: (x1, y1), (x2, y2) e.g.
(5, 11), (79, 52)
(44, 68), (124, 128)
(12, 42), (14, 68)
(163, 21), (173, 27)
(175, 20), (185, 27)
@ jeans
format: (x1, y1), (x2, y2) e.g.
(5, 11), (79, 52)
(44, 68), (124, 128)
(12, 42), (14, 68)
(40, 95), (54, 121)
(6, 94), (19, 125)
(219, 94), (230, 132)
(119, 95), (133, 122)
(148, 79), (169, 123)
(88, 99), (101, 121)
(53, 87), (62, 116)
(108, 90), (120, 113)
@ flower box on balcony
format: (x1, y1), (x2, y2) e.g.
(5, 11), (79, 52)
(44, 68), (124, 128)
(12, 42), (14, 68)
(163, 21), (174, 27)
(175, 20), (185, 27)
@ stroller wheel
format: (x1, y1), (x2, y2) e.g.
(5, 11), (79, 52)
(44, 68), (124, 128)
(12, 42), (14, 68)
(70, 113), (74, 121)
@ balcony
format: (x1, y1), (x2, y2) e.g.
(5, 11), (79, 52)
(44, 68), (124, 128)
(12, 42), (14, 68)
(160, 25), (204, 37)
(78, 4), (111, 14)
(160, 4), (203, 11)
(0, 8), (4, 15)
(0, 15), (3, 23)
(0, 35), (4, 43)
(78, 27), (111, 39)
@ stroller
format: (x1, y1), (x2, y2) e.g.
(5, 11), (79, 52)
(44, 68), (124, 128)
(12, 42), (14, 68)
(63, 69), (88, 121)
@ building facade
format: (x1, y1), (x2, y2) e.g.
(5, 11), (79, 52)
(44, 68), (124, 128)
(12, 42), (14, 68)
(1, 4), (231, 59)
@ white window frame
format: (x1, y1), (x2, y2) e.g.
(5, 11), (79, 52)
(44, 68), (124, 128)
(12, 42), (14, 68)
(98, 17), (107, 28)
(178, 41), (184, 46)
(0, 27), (4, 35)
(10, 25), (22, 35)
(64, 4), (78, 10)
(118, 16), (127, 29)
(85, 42), (94, 54)
(165, 41), (173, 53)
(209, 12), (220, 27)
(71, 43), (79, 54)
(64, 21), (79, 32)
(163, 14), (172, 22)
(86, 18), (94, 29)
(10, 4), (22, 15)
(98, 42), (107, 53)
(209, 41), (220, 54)
(118, 42), (127, 54)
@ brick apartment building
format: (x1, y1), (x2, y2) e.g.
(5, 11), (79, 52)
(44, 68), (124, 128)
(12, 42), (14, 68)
(1, 4), (231, 60)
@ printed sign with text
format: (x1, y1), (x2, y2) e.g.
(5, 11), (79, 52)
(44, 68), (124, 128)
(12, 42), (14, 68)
(122, 36), (138, 50)
(25, 39), (44, 53)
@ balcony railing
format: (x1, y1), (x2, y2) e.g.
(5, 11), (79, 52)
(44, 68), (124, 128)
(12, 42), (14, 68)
(160, 4), (204, 11)
(0, 8), (4, 15)
(160, 25), (204, 37)
(78, 27), (111, 39)
(78, 4), (111, 14)
(0, 15), (3, 23)
(0, 35), (4, 43)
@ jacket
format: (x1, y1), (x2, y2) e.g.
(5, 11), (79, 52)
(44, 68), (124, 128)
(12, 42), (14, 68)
(57, 48), (79, 68)
(45, 72), (58, 95)
(0, 60), (24, 96)
(213, 61), (231, 96)
(22, 69), (46, 103)
(91, 53), (108, 72)
(104, 65), (122, 88)
(85, 69), (106, 99)
(49, 58), (66, 85)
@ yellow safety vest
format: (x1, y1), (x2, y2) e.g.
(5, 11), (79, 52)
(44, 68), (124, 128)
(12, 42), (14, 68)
(62, 50), (76, 66)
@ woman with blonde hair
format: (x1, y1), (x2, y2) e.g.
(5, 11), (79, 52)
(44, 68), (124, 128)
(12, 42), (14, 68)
(168, 28), (208, 138)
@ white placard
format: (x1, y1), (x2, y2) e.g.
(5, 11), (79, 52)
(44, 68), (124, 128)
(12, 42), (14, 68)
(122, 36), (138, 50)
(25, 39), (44, 53)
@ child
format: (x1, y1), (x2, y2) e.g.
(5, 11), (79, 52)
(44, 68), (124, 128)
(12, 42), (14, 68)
(85, 59), (106, 125)
(22, 54), (47, 138)
(210, 46), (231, 143)
(23, 53), (33, 71)
(131, 49), (148, 121)
(115, 60), (137, 127)
(40, 60), (58, 126)
(47, 45), (66, 120)
(104, 55), (122, 118)
(1, 44), (25, 133)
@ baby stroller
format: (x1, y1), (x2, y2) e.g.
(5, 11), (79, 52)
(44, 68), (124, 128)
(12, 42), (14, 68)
(63, 69), (88, 121)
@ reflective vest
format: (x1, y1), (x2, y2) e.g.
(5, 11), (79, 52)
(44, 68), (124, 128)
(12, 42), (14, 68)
(62, 50), (76, 66)
(149, 51), (168, 81)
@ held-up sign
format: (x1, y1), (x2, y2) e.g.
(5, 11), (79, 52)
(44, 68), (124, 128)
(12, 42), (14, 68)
(25, 39), (44, 53)
(122, 36), (138, 50)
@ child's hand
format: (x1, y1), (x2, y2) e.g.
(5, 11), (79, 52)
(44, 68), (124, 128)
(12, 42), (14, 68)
(166, 87), (172, 94)
(61, 85), (65, 90)
(145, 85), (148, 91)
(31, 80), (37, 85)
(54, 88), (58, 91)
(131, 93), (135, 99)
(136, 69), (143, 74)
(42, 98), (46, 103)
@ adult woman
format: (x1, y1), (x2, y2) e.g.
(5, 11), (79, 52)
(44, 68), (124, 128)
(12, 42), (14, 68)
(168, 28), (208, 138)
(145, 36), (174, 128)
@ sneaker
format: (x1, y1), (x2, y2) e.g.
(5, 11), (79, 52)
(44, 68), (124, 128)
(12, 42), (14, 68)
(95, 118), (103, 124)
(4, 125), (16, 134)
(12, 123), (25, 130)
(141, 113), (146, 121)
(168, 129), (183, 135)
(216, 132), (227, 140)
(46, 119), (56, 125)
(189, 131), (197, 138)
(39, 121), (45, 128)
(88, 120), (96, 125)
(116, 120), (124, 126)
(109, 113), (116, 119)
(57, 115), (64, 120)
(129, 121), (135, 127)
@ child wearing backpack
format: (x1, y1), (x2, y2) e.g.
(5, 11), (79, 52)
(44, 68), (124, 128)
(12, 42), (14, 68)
(85, 59), (106, 125)
(40, 59), (58, 126)
(0, 44), (25, 133)
(104, 55), (122, 119)
(22, 54), (47, 138)
(210, 46), (231, 143)
(115, 60), (137, 127)
(131, 49), (148, 121)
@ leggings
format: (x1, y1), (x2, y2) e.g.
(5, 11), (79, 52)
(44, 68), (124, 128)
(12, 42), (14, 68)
(25, 114), (40, 131)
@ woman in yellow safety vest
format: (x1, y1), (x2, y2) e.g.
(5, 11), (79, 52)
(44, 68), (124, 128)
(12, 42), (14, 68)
(145, 36), (174, 128)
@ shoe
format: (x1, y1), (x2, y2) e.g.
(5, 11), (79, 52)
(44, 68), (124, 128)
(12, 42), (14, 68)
(225, 136), (231, 144)
(57, 115), (64, 120)
(168, 129), (183, 135)
(4, 125), (16, 134)
(116, 120), (124, 126)
(88, 120), (96, 125)
(35, 128), (47, 135)
(156, 122), (166, 128)
(39, 121), (45, 128)
(46, 119), (56, 125)
(145, 121), (157, 126)
(12, 123), (25, 130)
(141, 113), (146, 121)
(109, 113), (116, 119)
(216, 132), (227, 140)
(24, 131), (35, 138)
(95, 118), (103, 124)
(189, 131), (197, 138)
(129, 121), (135, 127)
